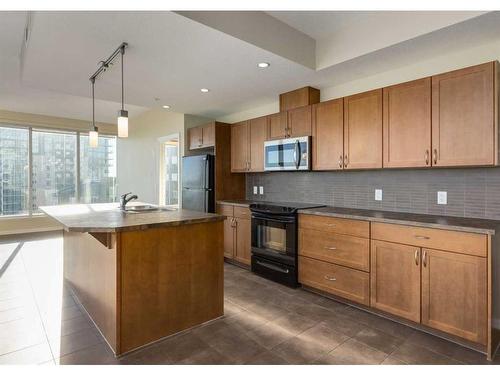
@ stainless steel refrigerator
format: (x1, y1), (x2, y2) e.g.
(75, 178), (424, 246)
(181, 154), (215, 213)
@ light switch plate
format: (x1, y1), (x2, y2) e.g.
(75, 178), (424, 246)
(253, 186), (258, 195)
(259, 186), (264, 195)
(375, 189), (383, 201)
(437, 191), (447, 205)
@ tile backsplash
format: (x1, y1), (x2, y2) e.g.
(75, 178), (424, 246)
(246, 168), (500, 220)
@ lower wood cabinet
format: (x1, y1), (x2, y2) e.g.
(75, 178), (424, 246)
(370, 240), (421, 323)
(421, 248), (487, 345)
(217, 203), (251, 266)
(234, 217), (251, 265)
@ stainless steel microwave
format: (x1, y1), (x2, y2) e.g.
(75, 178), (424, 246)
(264, 136), (310, 171)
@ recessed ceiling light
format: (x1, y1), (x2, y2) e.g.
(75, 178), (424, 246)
(162, 105), (170, 109)
(258, 62), (270, 68)
(200, 88), (210, 93)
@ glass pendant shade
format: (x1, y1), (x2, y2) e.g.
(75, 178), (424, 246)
(117, 109), (128, 138)
(89, 127), (99, 148)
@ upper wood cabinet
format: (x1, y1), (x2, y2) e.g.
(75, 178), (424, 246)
(344, 89), (383, 169)
(287, 105), (312, 138)
(383, 78), (432, 168)
(280, 86), (320, 111)
(312, 98), (344, 170)
(268, 112), (288, 139)
(432, 62), (497, 167)
(370, 240), (421, 323)
(249, 116), (268, 172)
(188, 122), (215, 150)
(230, 121), (249, 172)
(421, 248), (487, 345)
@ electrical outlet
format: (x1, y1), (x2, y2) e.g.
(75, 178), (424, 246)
(259, 186), (264, 195)
(375, 189), (383, 201)
(253, 186), (258, 195)
(437, 191), (447, 205)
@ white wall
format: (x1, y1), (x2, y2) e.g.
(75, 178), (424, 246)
(117, 108), (184, 205)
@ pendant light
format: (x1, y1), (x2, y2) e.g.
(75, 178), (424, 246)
(117, 45), (128, 138)
(89, 78), (99, 148)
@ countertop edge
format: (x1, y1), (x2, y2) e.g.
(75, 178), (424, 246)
(216, 200), (252, 207)
(298, 209), (497, 235)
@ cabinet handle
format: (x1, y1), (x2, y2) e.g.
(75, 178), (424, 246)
(338, 155), (343, 168)
(425, 150), (429, 165)
(324, 275), (337, 281)
(433, 149), (438, 164)
(414, 249), (419, 266)
(344, 155), (348, 168)
(414, 235), (430, 240)
(324, 246), (337, 250)
(423, 250), (427, 267)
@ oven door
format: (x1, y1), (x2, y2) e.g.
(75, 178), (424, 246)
(251, 212), (296, 266)
(264, 136), (310, 171)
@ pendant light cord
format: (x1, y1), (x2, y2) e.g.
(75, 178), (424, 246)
(121, 47), (124, 111)
(91, 79), (96, 129)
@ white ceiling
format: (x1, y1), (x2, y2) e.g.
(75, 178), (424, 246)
(0, 10), (497, 123)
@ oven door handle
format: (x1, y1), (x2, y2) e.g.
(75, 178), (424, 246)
(251, 213), (295, 223)
(256, 260), (290, 274)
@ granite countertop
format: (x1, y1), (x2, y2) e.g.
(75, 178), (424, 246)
(298, 206), (500, 235)
(40, 202), (225, 233)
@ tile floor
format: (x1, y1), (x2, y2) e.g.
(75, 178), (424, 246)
(0, 231), (498, 365)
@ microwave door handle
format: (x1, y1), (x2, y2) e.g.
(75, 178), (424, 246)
(294, 140), (300, 169)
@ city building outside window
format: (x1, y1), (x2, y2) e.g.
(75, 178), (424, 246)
(160, 134), (180, 208)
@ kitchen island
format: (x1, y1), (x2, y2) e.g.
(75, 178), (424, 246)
(41, 203), (225, 356)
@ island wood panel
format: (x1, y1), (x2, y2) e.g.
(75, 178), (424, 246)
(370, 240), (421, 323)
(383, 78), (432, 168)
(119, 221), (224, 354)
(312, 98), (344, 170)
(343, 89), (383, 169)
(249, 116), (268, 172)
(421, 248), (487, 345)
(268, 112), (288, 139)
(432, 62), (497, 167)
(231, 121), (249, 172)
(63, 231), (120, 353)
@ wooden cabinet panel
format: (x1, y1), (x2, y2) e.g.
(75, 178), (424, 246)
(234, 206), (251, 220)
(223, 217), (235, 259)
(299, 228), (369, 271)
(280, 86), (320, 111)
(299, 256), (370, 305)
(383, 78), (432, 168)
(422, 248), (487, 344)
(231, 121), (249, 172)
(201, 123), (215, 147)
(370, 240), (421, 322)
(344, 89), (383, 169)
(234, 217), (251, 265)
(249, 116), (268, 172)
(371, 222), (487, 257)
(268, 112), (288, 139)
(288, 105), (312, 137)
(217, 204), (234, 217)
(312, 99), (344, 170)
(299, 214), (370, 238)
(188, 126), (203, 150)
(432, 62), (496, 167)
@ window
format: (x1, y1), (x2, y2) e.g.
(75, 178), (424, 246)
(80, 135), (117, 203)
(0, 124), (117, 217)
(161, 136), (180, 207)
(0, 127), (29, 216)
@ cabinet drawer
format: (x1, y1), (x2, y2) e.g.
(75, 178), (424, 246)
(299, 228), (369, 271)
(299, 256), (370, 305)
(371, 222), (487, 257)
(299, 214), (369, 238)
(217, 204), (234, 217)
(234, 206), (251, 220)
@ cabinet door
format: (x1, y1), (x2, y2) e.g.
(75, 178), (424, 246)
(234, 217), (251, 265)
(249, 116), (268, 172)
(383, 78), (432, 168)
(268, 112), (288, 139)
(288, 105), (312, 137)
(231, 121), (249, 172)
(432, 62), (495, 167)
(421, 248), (487, 344)
(344, 89), (383, 169)
(223, 217), (235, 259)
(188, 126), (203, 150)
(312, 99), (344, 170)
(201, 123), (215, 147)
(371, 240), (421, 322)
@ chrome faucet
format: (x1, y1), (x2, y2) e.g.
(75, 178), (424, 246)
(120, 192), (138, 210)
